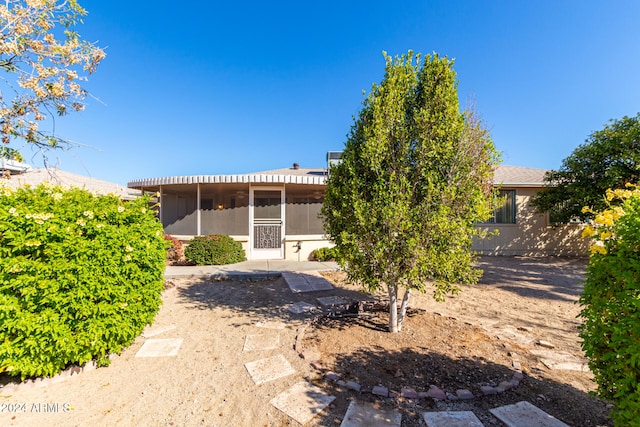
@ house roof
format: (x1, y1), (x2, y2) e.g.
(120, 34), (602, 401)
(128, 165), (548, 189)
(2, 168), (140, 199)
(128, 167), (328, 188)
(493, 165), (547, 187)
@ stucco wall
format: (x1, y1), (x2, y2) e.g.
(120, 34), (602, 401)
(283, 235), (332, 261)
(472, 188), (589, 256)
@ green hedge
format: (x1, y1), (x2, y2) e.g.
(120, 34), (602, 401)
(184, 234), (246, 265)
(308, 246), (339, 261)
(0, 183), (167, 380)
(579, 186), (640, 426)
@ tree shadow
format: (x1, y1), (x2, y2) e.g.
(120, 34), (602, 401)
(475, 255), (588, 302)
(308, 346), (612, 427)
(175, 274), (376, 326)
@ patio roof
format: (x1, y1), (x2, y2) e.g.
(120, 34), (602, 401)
(128, 167), (328, 188)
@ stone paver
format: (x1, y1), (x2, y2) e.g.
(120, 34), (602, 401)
(340, 401), (402, 427)
(489, 401), (570, 427)
(135, 338), (183, 357)
(288, 301), (317, 314)
(242, 333), (280, 351)
(270, 381), (335, 425)
(422, 411), (485, 427)
(141, 324), (176, 338)
(244, 354), (296, 385)
(317, 295), (347, 307)
(282, 271), (334, 293)
(255, 319), (287, 329)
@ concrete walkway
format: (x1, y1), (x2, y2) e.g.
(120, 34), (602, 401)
(163, 260), (571, 426)
(164, 259), (340, 280)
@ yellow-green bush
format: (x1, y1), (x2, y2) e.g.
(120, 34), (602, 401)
(579, 185), (640, 426)
(0, 183), (167, 380)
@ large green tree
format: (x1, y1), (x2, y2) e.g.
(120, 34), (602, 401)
(0, 0), (105, 161)
(531, 114), (640, 223)
(321, 51), (499, 333)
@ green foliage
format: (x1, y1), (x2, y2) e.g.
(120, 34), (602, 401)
(321, 51), (499, 332)
(532, 113), (640, 223)
(0, 183), (167, 380)
(184, 234), (246, 266)
(309, 246), (339, 262)
(579, 186), (640, 426)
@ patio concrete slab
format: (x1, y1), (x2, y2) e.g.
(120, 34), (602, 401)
(340, 401), (402, 427)
(422, 411), (484, 427)
(288, 301), (317, 314)
(135, 338), (183, 358)
(244, 354), (296, 385)
(317, 296), (347, 307)
(489, 401), (569, 427)
(243, 333), (280, 351)
(255, 319), (287, 329)
(270, 381), (335, 425)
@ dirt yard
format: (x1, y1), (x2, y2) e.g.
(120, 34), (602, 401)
(0, 256), (612, 426)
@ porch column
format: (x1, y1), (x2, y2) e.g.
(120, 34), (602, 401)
(197, 183), (201, 236)
(159, 185), (163, 226)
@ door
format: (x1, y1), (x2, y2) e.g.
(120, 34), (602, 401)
(249, 188), (284, 259)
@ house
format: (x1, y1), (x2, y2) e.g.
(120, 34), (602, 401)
(127, 158), (589, 260)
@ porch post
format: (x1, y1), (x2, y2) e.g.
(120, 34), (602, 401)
(196, 183), (201, 236)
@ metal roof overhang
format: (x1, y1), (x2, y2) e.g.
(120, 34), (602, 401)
(128, 174), (327, 188)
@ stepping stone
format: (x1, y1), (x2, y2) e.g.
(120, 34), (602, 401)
(135, 338), (183, 357)
(243, 333), (280, 351)
(489, 401), (569, 427)
(270, 381), (335, 425)
(255, 319), (287, 330)
(282, 272), (314, 293)
(340, 401), (402, 427)
(282, 272), (334, 293)
(422, 411), (485, 427)
(141, 324), (176, 338)
(244, 355), (295, 385)
(317, 296), (347, 307)
(288, 301), (317, 314)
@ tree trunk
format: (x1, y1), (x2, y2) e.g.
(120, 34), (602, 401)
(388, 283), (398, 333)
(397, 288), (412, 332)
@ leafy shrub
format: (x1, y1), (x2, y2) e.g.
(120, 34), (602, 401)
(579, 185), (640, 426)
(0, 183), (167, 380)
(309, 246), (338, 261)
(184, 234), (246, 265)
(164, 234), (186, 264)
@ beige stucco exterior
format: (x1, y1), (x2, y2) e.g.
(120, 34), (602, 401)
(472, 187), (589, 256)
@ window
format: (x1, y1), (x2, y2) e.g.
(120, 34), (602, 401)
(486, 189), (516, 224)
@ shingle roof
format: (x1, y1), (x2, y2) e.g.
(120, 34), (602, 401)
(2, 168), (140, 199)
(493, 165), (548, 187)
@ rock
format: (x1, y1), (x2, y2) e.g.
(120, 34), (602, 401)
(325, 371), (339, 381)
(456, 389), (475, 400)
(481, 385), (498, 395)
(346, 381), (361, 392)
(536, 340), (555, 349)
(372, 385), (389, 397)
(401, 387), (418, 399)
(427, 386), (447, 400)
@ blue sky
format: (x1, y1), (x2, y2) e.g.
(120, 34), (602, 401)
(16, 0), (640, 186)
